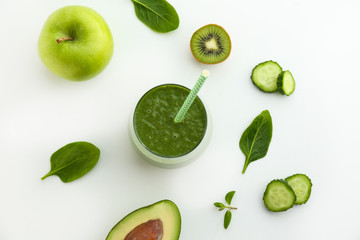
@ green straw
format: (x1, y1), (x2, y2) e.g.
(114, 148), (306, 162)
(174, 70), (209, 123)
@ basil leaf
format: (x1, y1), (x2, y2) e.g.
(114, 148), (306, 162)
(225, 191), (236, 205)
(240, 110), (272, 174)
(41, 141), (100, 183)
(224, 210), (232, 229)
(131, 0), (180, 33)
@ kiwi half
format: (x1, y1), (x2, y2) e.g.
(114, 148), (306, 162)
(190, 24), (231, 64)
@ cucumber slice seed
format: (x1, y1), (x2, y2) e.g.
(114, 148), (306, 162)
(251, 60), (283, 92)
(285, 174), (312, 205)
(263, 179), (296, 212)
(277, 70), (295, 96)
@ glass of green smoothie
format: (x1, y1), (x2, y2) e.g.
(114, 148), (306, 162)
(129, 83), (211, 168)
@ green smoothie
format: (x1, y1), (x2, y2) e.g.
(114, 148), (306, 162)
(133, 84), (207, 158)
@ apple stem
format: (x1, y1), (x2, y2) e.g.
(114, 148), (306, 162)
(56, 37), (74, 44)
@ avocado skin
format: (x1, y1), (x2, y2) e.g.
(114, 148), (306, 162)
(106, 199), (181, 240)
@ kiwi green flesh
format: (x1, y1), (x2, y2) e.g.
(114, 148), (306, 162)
(190, 24), (231, 64)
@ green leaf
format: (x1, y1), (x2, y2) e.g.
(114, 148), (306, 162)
(214, 202), (226, 211)
(240, 110), (272, 174)
(224, 210), (232, 229)
(225, 191), (236, 205)
(214, 202), (225, 208)
(41, 141), (100, 183)
(131, 0), (180, 33)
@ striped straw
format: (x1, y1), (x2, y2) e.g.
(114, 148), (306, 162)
(174, 70), (209, 123)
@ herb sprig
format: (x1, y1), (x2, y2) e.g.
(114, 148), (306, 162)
(214, 191), (237, 229)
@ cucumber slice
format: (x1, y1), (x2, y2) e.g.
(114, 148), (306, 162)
(251, 60), (282, 92)
(285, 173), (312, 205)
(277, 70), (295, 96)
(263, 179), (296, 212)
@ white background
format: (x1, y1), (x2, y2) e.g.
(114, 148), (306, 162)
(1, 0), (359, 239)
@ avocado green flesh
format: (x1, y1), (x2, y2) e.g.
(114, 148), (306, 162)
(106, 200), (181, 240)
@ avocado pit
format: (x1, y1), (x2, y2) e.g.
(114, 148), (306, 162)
(125, 219), (163, 240)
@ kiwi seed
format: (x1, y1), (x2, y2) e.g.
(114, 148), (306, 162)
(190, 24), (231, 64)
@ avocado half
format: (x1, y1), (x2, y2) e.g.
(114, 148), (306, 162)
(106, 200), (181, 240)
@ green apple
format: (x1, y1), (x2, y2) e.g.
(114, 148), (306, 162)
(38, 5), (114, 81)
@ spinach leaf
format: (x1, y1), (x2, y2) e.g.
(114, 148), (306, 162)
(41, 141), (100, 183)
(240, 110), (272, 174)
(131, 0), (179, 33)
